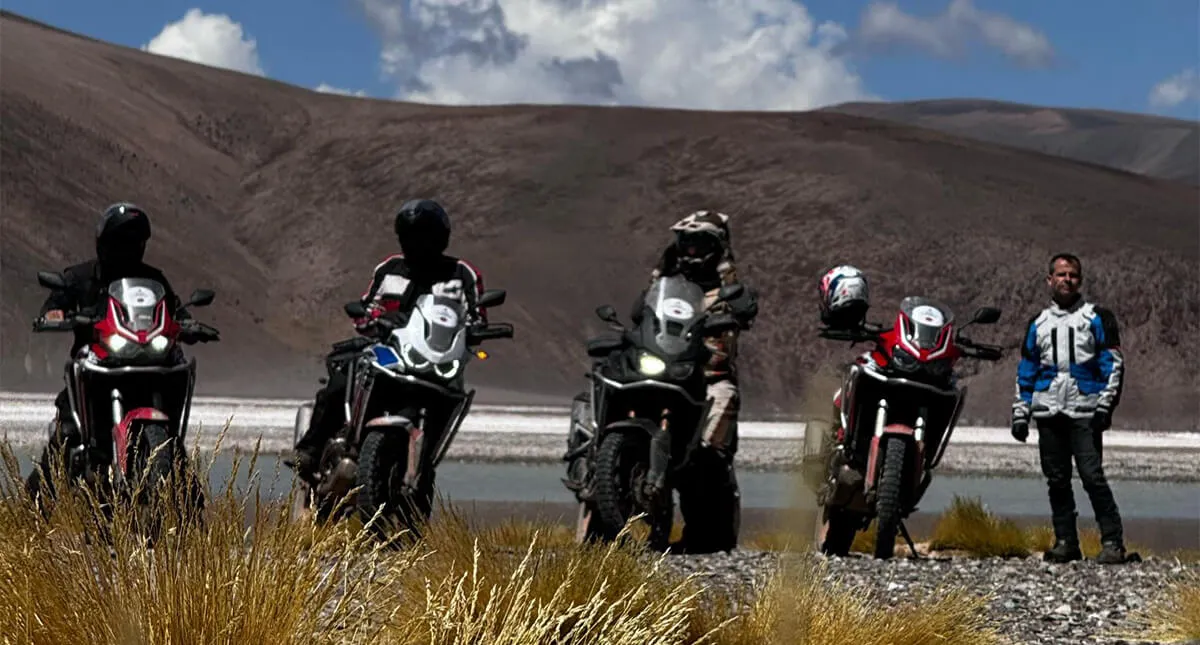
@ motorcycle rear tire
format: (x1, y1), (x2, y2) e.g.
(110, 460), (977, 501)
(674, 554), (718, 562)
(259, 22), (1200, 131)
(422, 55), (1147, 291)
(873, 436), (907, 560)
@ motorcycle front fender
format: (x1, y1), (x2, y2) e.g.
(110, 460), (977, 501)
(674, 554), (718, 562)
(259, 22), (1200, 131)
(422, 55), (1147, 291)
(363, 415), (423, 492)
(114, 407), (171, 477)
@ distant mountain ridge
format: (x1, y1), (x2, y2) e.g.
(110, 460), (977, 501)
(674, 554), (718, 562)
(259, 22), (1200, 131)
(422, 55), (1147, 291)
(826, 98), (1199, 185)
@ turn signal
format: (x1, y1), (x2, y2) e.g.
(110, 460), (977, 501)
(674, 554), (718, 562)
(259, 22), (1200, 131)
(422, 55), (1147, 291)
(475, 349), (489, 360)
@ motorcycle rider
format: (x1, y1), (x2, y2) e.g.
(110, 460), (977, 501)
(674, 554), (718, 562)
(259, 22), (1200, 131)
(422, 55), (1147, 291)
(1011, 252), (1132, 564)
(571, 210), (758, 553)
(25, 202), (196, 501)
(286, 199), (488, 482)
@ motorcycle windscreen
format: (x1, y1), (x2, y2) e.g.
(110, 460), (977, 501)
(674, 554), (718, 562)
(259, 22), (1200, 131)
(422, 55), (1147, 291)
(899, 296), (955, 350)
(642, 274), (706, 356)
(415, 294), (467, 354)
(107, 278), (167, 332)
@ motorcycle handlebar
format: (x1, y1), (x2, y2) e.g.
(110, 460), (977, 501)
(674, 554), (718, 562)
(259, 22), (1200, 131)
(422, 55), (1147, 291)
(958, 342), (1004, 361)
(361, 315), (513, 345)
(817, 327), (879, 343)
(180, 321), (221, 344)
(819, 326), (1005, 361)
(32, 314), (96, 333)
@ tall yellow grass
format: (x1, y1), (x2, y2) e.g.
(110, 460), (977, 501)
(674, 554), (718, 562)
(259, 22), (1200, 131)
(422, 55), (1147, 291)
(0, 435), (1006, 645)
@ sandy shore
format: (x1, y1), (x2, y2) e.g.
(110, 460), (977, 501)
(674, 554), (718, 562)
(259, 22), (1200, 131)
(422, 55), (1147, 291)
(5, 422), (1198, 482)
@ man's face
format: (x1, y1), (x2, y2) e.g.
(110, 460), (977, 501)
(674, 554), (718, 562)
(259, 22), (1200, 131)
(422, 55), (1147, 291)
(1046, 258), (1082, 301)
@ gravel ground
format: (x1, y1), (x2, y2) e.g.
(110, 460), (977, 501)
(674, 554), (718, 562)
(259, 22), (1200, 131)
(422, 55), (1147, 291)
(666, 550), (1198, 644)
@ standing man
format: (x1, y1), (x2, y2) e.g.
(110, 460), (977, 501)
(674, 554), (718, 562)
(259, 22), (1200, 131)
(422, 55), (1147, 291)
(1011, 252), (1133, 564)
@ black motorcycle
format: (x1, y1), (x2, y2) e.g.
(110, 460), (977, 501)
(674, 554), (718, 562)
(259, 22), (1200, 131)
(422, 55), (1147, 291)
(563, 274), (746, 551)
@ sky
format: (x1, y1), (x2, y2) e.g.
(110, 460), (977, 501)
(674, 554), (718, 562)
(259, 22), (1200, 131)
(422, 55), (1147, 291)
(3, 0), (1198, 118)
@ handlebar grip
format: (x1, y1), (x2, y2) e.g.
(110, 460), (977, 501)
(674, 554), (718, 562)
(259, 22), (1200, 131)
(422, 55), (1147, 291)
(962, 345), (1004, 361)
(33, 319), (78, 332)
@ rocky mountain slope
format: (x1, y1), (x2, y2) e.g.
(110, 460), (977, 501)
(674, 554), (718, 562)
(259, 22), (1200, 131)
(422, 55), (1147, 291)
(2, 11), (1196, 428)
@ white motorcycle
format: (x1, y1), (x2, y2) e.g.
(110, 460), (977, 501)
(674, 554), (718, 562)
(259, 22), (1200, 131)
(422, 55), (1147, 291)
(292, 289), (512, 539)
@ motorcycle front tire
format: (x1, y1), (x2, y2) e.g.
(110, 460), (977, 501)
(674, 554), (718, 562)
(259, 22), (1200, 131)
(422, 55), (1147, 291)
(356, 429), (433, 542)
(591, 430), (665, 545)
(873, 435), (908, 560)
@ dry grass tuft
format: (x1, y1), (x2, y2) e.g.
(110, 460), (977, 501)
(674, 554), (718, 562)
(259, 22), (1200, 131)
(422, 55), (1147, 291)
(0, 433), (397, 644)
(691, 558), (1004, 645)
(1122, 572), (1200, 643)
(928, 496), (1031, 558)
(0, 433), (1009, 645)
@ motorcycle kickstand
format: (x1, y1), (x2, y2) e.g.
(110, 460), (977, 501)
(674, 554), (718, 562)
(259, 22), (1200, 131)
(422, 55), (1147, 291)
(899, 520), (922, 560)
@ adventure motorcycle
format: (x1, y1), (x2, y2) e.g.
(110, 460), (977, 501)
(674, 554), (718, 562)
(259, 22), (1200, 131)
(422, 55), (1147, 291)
(29, 271), (218, 524)
(291, 289), (513, 540)
(563, 274), (745, 551)
(813, 296), (1004, 559)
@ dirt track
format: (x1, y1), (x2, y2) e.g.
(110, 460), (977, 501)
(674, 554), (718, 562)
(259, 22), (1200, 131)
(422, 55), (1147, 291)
(2, 11), (1197, 428)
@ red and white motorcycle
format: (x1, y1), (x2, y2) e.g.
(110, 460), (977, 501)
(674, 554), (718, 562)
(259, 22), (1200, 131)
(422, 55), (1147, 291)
(813, 296), (1004, 559)
(30, 270), (219, 521)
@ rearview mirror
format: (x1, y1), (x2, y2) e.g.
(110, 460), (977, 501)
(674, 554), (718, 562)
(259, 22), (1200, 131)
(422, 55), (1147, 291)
(186, 289), (215, 308)
(595, 305), (619, 324)
(37, 271), (67, 290)
(344, 301), (368, 319)
(478, 289), (507, 309)
(971, 306), (1002, 325)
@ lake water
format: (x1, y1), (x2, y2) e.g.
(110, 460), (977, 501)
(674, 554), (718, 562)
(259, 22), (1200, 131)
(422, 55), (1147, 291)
(9, 450), (1198, 520)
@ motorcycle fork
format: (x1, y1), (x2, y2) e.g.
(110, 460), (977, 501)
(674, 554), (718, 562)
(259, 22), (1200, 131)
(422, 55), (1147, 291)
(646, 409), (671, 496)
(403, 408), (426, 493)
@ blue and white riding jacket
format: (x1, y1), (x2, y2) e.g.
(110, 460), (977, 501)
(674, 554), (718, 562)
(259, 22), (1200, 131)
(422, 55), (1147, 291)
(1012, 298), (1125, 422)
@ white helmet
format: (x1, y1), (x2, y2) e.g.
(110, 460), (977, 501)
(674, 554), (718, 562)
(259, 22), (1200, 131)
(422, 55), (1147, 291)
(819, 265), (869, 328)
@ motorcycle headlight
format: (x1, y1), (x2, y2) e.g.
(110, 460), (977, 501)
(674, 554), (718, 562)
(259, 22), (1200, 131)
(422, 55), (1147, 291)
(402, 343), (431, 370)
(433, 359), (461, 379)
(106, 334), (131, 354)
(149, 335), (170, 353)
(891, 346), (919, 371)
(638, 353), (667, 376)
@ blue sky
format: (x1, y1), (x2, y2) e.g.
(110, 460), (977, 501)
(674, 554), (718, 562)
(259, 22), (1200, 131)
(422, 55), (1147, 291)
(3, 0), (1197, 118)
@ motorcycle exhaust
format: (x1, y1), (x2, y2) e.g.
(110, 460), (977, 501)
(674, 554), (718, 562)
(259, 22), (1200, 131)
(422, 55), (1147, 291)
(318, 457), (358, 499)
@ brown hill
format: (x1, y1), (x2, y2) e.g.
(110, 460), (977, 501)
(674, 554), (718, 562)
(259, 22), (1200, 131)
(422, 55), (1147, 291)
(1, 11), (1197, 429)
(826, 99), (1200, 185)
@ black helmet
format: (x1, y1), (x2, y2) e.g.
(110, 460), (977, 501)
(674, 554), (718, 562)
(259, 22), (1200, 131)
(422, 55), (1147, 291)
(96, 202), (151, 269)
(394, 198), (451, 263)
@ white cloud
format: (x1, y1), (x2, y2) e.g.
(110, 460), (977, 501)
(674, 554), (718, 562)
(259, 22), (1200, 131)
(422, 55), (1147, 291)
(855, 0), (1054, 68)
(354, 0), (875, 110)
(1148, 69), (1200, 109)
(316, 83), (369, 97)
(142, 9), (265, 76)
